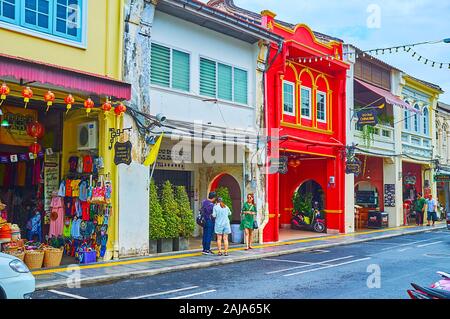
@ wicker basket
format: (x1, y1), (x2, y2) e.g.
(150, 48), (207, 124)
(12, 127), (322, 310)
(43, 248), (63, 268)
(24, 250), (44, 269)
(6, 250), (25, 261)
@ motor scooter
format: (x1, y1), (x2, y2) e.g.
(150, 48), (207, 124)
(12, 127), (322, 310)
(407, 271), (450, 299)
(291, 202), (326, 233)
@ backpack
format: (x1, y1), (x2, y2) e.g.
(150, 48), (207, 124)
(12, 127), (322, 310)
(196, 204), (206, 227)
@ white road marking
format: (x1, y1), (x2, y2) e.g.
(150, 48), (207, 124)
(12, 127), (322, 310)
(169, 290), (216, 299)
(266, 256), (355, 275)
(262, 258), (317, 265)
(417, 241), (443, 248)
(312, 249), (330, 253)
(283, 257), (371, 277)
(48, 289), (87, 299)
(129, 286), (199, 299)
(381, 239), (437, 250)
(398, 247), (412, 252)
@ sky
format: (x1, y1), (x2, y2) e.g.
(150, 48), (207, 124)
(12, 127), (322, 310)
(202, 0), (450, 103)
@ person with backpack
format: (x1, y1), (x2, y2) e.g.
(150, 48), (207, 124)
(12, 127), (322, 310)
(200, 191), (217, 255)
(212, 197), (232, 256)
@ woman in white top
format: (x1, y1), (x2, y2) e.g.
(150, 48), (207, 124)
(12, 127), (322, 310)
(212, 197), (232, 256)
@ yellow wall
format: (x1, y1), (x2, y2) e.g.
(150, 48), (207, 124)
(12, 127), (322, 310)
(0, 0), (124, 80)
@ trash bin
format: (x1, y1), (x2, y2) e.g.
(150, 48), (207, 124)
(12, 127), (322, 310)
(231, 223), (243, 244)
(367, 211), (389, 229)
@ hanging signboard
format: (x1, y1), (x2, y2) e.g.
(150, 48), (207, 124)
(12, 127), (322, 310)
(345, 156), (362, 176)
(0, 105), (38, 146)
(434, 174), (450, 182)
(357, 109), (378, 126)
(384, 184), (396, 207)
(44, 152), (60, 224)
(114, 141), (132, 165)
(404, 175), (417, 185)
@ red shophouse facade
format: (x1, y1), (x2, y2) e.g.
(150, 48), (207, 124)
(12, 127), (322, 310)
(261, 12), (349, 242)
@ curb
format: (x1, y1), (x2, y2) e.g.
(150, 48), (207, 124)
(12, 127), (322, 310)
(35, 225), (446, 290)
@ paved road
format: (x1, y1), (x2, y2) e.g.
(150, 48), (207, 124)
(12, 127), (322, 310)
(33, 229), (450, 299)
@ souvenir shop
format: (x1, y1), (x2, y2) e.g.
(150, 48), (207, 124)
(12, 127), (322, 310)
(0, 76), (129, 269)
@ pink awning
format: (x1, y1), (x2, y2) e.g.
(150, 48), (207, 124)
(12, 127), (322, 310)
(0, 53), (131, 100)
(355, 78), (418, 113)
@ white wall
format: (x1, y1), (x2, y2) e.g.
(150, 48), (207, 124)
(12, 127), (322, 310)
(151, 11), (258, 132)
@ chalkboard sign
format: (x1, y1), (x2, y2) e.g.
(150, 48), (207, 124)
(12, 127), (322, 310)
(355, 191), (377, 205)
(384, 184), (396, 207)
(114, 141), (132, 165)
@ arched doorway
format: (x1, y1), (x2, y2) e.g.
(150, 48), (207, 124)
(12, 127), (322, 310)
(210, 173), (242, 223)
(296, 180), (325, 210)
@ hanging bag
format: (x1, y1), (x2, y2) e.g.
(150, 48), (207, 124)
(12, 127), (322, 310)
(90, 175), (106, 204)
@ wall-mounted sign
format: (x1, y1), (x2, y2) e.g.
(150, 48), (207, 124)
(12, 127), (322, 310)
(384, 184), (396, 207)
(44, 152), (60, 224)
(0, 105), (38, 146)
(114, 141), (132, 165)
(357, 109), (378, 126)
(404, 175), (417, 185)
(434, 174), (450, 182)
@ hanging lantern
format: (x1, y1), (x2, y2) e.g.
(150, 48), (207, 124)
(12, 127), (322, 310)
(26, 121), (45, 140)
(101, 101), (112, 118)
(84, 98), (94, 116)
(114, 102), (127, 117)
(29, 142), (42, 157)
(22, 87), (33, 109)
(64, 94), (75, 114)
(0, 83), (10, 106)
(44, 91), (55, 112)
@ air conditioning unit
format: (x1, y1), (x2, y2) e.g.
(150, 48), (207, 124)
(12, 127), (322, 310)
(77, 121), (98, 150)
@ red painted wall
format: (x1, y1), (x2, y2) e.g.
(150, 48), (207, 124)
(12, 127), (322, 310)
(402, 162), (423, 195)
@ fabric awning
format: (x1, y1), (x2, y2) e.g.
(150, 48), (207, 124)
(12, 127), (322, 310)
(355, 78), (418, 113)
(0, 53), (131, 100)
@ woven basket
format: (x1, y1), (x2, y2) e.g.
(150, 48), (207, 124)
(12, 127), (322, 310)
(43, 248), (63, 268)
(6, 250), (25, 261)
(24, 250), (44, 269)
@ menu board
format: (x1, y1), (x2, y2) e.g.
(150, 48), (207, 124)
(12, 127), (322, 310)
(384, 184), (396, 207)
(355, 191), (377, 205)
(44, 152), (60, 224)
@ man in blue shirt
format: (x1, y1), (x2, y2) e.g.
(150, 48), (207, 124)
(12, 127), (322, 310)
(201, 191), (217, 255)
(426, 194), (438, 227)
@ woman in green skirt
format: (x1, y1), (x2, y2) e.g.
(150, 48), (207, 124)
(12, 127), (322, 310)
(240, 193), (257, 250)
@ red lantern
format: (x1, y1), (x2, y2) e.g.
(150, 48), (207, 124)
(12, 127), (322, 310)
(29, 142), (42, 157)
(101, 101), (112, 117)
(84, 98), (94, 116)
(114, 102), (127, 116)
(26, 121), (45, 140)
(64, 94), (75, 114)
(0, 83), (10, 104)
(44, 91), (55, 112)
(22, 87), (33, 109)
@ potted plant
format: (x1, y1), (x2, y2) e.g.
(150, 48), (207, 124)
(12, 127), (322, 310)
(174, 185), (195, 251)
(292, 191), (313, 222)
(149, 180), (165, 254)
(160, 181), (180, 252)
(361, 125), (376, 147)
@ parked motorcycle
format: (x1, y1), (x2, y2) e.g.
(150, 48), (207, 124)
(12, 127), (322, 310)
(407, 271), (450, 299)
(291, 205), (326, 233)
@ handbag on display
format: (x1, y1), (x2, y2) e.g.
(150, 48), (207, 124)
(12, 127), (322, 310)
(90, 176), (106, 204)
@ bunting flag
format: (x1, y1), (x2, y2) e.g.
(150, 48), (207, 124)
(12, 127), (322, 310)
(143, 133), (164, 167)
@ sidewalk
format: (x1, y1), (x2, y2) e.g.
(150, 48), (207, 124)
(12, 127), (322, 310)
(33, 223), (447, 290)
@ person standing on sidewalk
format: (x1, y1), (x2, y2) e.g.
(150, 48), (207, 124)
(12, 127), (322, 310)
(240, 193), (257, 250)
(426, 194), (438, 227)
(201, 191), (217, 255)
(212, 197), (232, 256)
(414, 192), (426, 226)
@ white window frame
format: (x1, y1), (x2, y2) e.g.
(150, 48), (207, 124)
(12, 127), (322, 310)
(282, 80), (295, 116)
(150, 41), (192, 93)
(404, 109), (410, 131)
(300, 86), (311, 120)
(413, 104), (420, 133)
(316, 90), (327, 123)
(422, 106), (429, 136)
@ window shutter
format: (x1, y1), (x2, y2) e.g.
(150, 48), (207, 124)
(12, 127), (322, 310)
(234, 68), (248, 104)
(218, 63), (232, 101)
(151, 43), (170, 87)
(200, 58), (217, 97)
(172, 49), (190, 92)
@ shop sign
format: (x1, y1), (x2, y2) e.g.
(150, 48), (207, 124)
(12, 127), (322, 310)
(357, 109), (378, 126)
(0, 105), (38, 146)
(44, 152), (60, 224)
(384, 184), (396, 207)
(434, 174), (450, 182)
(404, 175), (416, 185)
(114, 141), (132, 165)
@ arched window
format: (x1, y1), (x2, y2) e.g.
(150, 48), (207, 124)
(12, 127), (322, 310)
(423, 107), (429, 135)
(413, 104), (420, 132)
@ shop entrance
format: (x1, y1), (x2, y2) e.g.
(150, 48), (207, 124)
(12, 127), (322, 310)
(297, 180), (325, 211)
(210, 173), (242, 223)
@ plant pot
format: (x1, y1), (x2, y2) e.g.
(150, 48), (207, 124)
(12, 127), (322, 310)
(158, 238), (173, 253)
(174, 237), (189, 251)
(149, 239), (158, 254)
